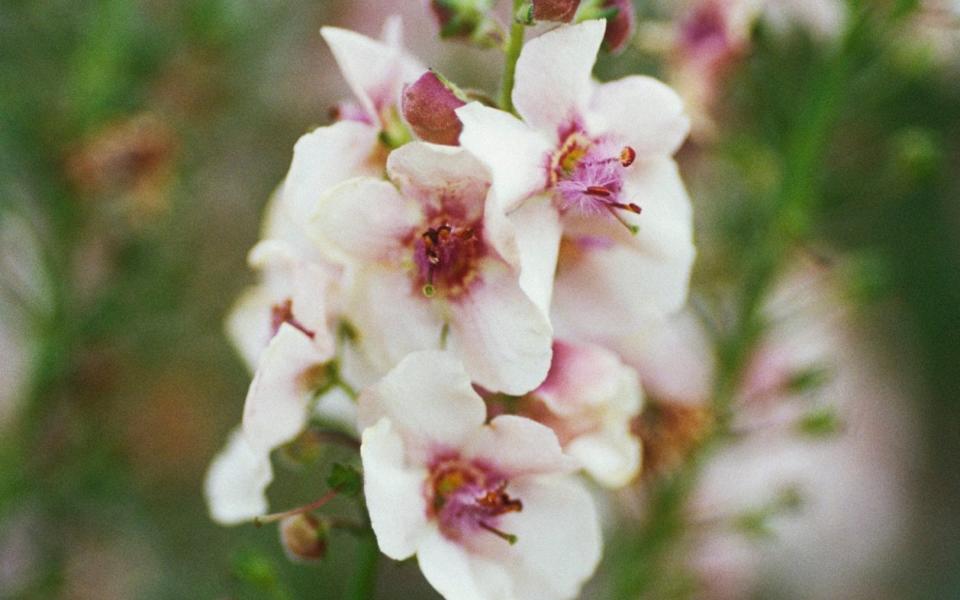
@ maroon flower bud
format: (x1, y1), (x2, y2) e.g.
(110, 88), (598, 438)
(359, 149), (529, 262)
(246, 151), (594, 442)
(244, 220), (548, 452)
(532, 0), (581, 22)
(402, 71), (467, 146)
(603, 0), (636, 54)
(279, 514), (327, 562)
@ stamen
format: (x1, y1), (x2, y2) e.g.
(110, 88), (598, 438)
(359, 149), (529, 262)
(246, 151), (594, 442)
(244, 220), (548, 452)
(479, 522), (518, 545)
(604, 204), (640, 235)
(620, 146), (636, 167)
(586, 185), (613, 197)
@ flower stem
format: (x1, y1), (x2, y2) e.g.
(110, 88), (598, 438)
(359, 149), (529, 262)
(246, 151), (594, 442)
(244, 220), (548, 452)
(253, 490), (338, 526)
(499, 0), (527, 114)
(347, 529), (380, 600)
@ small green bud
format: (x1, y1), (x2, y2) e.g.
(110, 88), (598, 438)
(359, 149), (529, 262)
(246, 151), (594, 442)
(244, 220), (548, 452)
(327, 463), (363, 497)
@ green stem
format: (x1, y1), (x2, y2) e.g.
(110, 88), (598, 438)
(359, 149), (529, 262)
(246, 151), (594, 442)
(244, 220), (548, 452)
(347, 531), (380, 600)
(499, 0), (526, 114)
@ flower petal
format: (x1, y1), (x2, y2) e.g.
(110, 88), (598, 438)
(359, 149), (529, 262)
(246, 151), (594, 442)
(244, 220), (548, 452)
(553, 159), (694, 339)
(447, 263), (553, 394)
(345, 267), (444, 376)
(589, 75), (690, 158)
(308, 178), (420, 265)
(224, 285), (272, 372)
(513, 20), (606, 134)
(463, 415), (576, 478)
(320, 26), (424, 121)
(283, 121), (382, 227)
(510, 195), (562, 317)
(495, 476), (602, 600)
(456, 102), (553, 212)
(567, 430), (641, 488)
(242, 324), (330, 454)
(357, 350), (487, 453)
(417, 529), (513, 600)
(204, 429), (273, 526)
(386, 141), (490, 215)
(361, 418), (430, 560)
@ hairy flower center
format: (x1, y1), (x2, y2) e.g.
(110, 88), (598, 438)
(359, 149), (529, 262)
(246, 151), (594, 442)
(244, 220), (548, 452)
(270, 299), (315, 339)
(427, 457), (523, 544)
(551, 133), (642, 234)
(412, 221), (483, 298)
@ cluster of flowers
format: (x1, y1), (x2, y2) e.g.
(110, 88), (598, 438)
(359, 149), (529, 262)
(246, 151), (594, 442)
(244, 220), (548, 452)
(205, 13), (694, 599)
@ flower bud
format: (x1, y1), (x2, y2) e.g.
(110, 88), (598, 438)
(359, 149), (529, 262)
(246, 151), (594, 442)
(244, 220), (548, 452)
(428, 0), (502, 47)
(602, 0), (636, 54)
(402, 71), (466, 146)
(532, 0), (581, 22)
(279, 513), (327, 562)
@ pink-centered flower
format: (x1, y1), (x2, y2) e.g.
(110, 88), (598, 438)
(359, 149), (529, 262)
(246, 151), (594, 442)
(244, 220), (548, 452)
(457, 20), (695, 340)
(358, 351), (601, 600)
(309, 142), (558, 395)
(515, 340), (643, 488)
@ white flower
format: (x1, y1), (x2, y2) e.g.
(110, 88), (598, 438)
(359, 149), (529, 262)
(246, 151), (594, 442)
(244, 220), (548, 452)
(204, 429), (273, 526)
(518, 340), (644, 488)
(457, 20), (695, 340)
(358, 350), (602, 600)
(309, 142), (558, 395)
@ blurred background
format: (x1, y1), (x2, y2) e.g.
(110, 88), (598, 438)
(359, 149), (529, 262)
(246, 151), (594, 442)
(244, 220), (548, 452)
(0, 0), (957, 598)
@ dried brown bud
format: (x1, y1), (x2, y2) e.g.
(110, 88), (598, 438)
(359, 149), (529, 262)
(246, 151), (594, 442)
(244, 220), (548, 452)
(402, 71), (467, 146)
(532, 0), (581, 22)
(279, 513), (327, 562)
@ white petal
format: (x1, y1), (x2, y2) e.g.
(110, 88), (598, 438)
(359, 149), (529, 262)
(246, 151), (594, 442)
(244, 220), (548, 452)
(283, 121), (382, 226)
(567, 430), (641, 488)
(345, 267), (444, 377)
(357, 350), (487, 453)
(417, 529), (512, 600)
(204, 429), (273, 526)
(513, 20), (606, 134)
(589, 76), (690, 158)
(495, 476), (602, 600)
(509, 195), (562, 316)
(360, 418), (430, 560)
(312, 386), (359, 435)
(320, 26), (424, 121)
(553, 159), (694, 339)
(456, 102), (553, 212)
(224, 286), (273, 372)
(464, 415), (575, 478)
(386, 142), (491, 209)
(242, 324), (330, 454)
(537, 341), (641, 415)
(447, 264), (553, 395)
(308, 178), (420, 265)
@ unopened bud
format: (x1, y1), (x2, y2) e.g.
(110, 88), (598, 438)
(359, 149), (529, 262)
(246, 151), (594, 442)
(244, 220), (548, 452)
(429, 0), (502, 47)
(279, 514), (327, 562)
(602, 0), (636, 54)
(532, 0), (580, 22)
(402, 71), (467, 146)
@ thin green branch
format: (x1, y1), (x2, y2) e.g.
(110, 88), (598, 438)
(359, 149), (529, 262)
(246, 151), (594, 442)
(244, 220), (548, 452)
(499, 0), (527, 113)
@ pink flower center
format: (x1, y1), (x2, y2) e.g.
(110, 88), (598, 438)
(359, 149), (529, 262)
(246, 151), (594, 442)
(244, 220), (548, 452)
(427, 455), (523, 544)
(551, 132), (641, 233)
(412, 220), (484, 298)
(270, 299), (315, 339)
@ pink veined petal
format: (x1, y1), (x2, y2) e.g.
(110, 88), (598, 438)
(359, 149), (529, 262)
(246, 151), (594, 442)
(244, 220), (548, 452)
(282, 121), (382, 227)
(204, 429), (274, 526)
(512, 20), (607, 134)
(463, 415), (576, 478)
(589, 75), (691, 158)
(357, 350), (487, 452)
(493, 476), (602, 600)
(536, 340), (638, 415)
(344, 267), (445, 378)
(386, 142), (490, 215)
(446, 262), (553, 395)
(360, 418), (430, 560)
(320, 26), (424, 123)
(308, 178), (420, 266)
(242, 324), (331, 454)
(456, 102), (553, 212)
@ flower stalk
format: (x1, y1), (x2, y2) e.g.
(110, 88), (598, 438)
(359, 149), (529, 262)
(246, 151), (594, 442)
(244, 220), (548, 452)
(499, 0), (528, 113)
